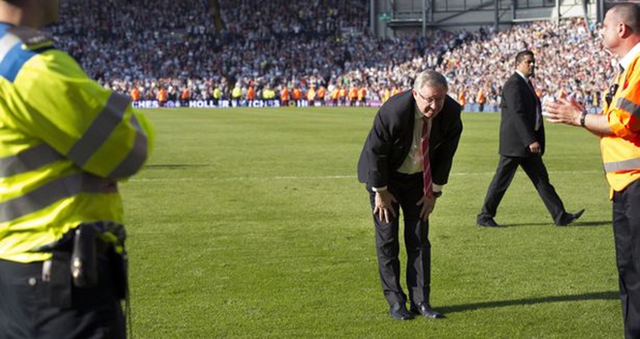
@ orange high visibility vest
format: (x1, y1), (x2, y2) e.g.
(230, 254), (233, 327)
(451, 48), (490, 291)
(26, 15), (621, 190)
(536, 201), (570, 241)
(317, 87), (326, 99)
(600, 55), (640, 194)
(330, 88), (339, 100)
(339, 88), (347, 99)
(130, 88), (140, 101)
(348, 87), (358, 100)
(307, 88), (316, 101)
(292, 88), (302, 100)
(476, 90), (485, 104)
(247, 86), (256, 100)
(157, 88), (167, 102)
(358, 87), (366, 100)
(457, 90), (466, 105)
(280, 87), (290, 101)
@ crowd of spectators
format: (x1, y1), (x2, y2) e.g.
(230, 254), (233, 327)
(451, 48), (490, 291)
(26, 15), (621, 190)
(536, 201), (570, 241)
(437, 18), (611, 111)
(50, 0), (614, 111)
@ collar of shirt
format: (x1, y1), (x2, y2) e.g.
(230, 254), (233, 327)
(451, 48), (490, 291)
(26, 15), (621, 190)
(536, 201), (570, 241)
(414, 104), (425, 120)
(515, 70), (529, 82)
(618, 42), (640, 71)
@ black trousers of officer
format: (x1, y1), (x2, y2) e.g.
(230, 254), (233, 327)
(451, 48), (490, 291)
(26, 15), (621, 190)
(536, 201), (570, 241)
(0, 253), (126, 339)
(613, 179), (640, 339)
(368, 172), (431, 307)
(479, 154), (567, 225)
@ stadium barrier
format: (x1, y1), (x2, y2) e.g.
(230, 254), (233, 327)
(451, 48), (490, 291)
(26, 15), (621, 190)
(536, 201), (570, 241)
(132, 99), (385, 109)
(131, 100), (601, 113)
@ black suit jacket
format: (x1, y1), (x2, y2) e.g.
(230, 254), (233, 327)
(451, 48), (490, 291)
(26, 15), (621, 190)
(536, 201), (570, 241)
(499, 73), (545, 157)
(357, 90), (463, 189)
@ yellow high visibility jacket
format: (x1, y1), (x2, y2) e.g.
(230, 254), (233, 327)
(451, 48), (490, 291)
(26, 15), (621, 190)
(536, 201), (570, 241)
(601, 49), (640, 195)
(0, 24), (154, 263)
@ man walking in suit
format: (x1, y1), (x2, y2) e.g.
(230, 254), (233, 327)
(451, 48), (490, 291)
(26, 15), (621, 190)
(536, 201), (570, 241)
(477, 50), (584, 228)
(357, 70), (463, 320)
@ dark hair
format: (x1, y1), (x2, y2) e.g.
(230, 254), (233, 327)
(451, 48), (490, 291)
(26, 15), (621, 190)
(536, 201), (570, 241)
(610, 3), (640, 34)
(515, 50), (534, 66)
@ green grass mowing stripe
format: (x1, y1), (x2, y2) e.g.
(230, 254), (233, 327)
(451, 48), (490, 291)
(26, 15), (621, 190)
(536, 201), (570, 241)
(121, 107), (622, 338)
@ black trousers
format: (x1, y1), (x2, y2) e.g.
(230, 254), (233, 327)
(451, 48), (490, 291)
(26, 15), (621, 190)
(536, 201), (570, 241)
(368, 172), (431, 306)
(479, 154), (566, 225)
(0, 253), (126, 339)
(613, 180), (640, 339)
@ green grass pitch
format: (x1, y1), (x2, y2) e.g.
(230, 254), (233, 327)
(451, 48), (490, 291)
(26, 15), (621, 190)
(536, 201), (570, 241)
(121, 106), (621, 338)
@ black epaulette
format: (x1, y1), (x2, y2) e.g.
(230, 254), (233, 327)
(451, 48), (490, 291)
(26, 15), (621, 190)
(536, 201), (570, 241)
(7, 26), (54, 50)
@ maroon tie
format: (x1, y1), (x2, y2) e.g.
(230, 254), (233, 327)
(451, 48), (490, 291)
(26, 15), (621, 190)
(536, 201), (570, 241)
(421, 118), (433, 197)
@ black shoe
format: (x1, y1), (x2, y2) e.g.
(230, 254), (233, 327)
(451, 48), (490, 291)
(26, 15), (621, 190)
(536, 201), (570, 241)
(477, 217), (500, 228)
(410, 302), (445, 319)
(556, 209), (585, 226)
(389, 302), (414, 320)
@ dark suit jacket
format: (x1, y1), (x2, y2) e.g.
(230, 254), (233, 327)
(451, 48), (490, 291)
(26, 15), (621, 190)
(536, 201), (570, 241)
(499, 73), (545, 157)
(357, 90), (463, 189)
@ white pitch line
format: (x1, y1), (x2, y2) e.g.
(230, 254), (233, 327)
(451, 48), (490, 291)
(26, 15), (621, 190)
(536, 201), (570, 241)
(130, 170), (602, 182)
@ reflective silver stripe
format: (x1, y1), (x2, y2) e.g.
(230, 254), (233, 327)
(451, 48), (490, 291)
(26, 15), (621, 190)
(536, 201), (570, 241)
(0, 173), (117, 223)
(0, 144), (64, 178)
(0, 33), (20, 62)
(603, 158), (640, 173)
(66, 93), (131, 166)
(617, 97), (640, 117)
(109, 115), (148, 179)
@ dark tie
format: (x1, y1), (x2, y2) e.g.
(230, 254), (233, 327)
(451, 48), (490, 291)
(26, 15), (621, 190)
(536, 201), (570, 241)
(528, 79), (542, 131)
(421, 118), (433, 197)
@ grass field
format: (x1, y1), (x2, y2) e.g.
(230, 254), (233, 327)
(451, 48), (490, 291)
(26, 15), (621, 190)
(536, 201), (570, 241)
(122, 106), (621, 338)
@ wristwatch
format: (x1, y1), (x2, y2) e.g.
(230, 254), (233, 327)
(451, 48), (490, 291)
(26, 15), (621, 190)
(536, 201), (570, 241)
(579, 110), (587, 127)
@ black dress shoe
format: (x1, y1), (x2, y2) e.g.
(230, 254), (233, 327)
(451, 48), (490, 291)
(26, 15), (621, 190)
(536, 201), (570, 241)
(389, 302), (414, 320)
(410, 302), (445, 319)
(556, 209), (585, 226)
(477, 217), (500, 228)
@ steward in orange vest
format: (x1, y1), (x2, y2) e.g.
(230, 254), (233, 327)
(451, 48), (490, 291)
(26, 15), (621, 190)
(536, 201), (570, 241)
(476, 89), (486, 112)
(157, 88), (167, 107)
(280, 87), (290, 107)
(358, 87), (367, 106)
(339, 87), (347, 106)
(317, 86), (326, 106)
(130, 87), (140, 101)
(330, 87), (340, 106)
(348, 87), (358, 106)
(306, 87), (316, 106)
(247, 86), (256, 101)
(541, 6), (640, 336)
(292, 87), (302, 101)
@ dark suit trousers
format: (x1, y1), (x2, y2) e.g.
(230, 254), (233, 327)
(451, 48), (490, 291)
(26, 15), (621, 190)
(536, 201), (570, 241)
(368, 172), (431, 306)
(612, 180), (640, 339)
(480, 155), (566, 225)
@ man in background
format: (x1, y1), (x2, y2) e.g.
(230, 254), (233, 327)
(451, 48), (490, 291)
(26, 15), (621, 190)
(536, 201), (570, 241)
(477, 50), (584, 228)
(0, 0), (154, 338)
(357, 70), (462, 320)
(544, 4), (640, 337)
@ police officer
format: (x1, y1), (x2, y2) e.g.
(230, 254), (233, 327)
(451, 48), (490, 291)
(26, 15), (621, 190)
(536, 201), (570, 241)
(0, 1), (154, 338)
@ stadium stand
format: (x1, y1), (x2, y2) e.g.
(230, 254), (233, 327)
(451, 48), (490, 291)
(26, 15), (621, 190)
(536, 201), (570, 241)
(50, 0), (612, 111)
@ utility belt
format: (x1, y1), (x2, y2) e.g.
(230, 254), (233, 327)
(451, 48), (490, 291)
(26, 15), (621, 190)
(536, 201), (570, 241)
(34, 222), (128, 308)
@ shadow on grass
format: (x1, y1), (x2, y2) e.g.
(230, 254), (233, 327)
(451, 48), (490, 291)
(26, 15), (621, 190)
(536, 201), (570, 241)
(146, 164), (211, 169)
(498, 220), (611, 228)
(439, 291), (619, 314)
